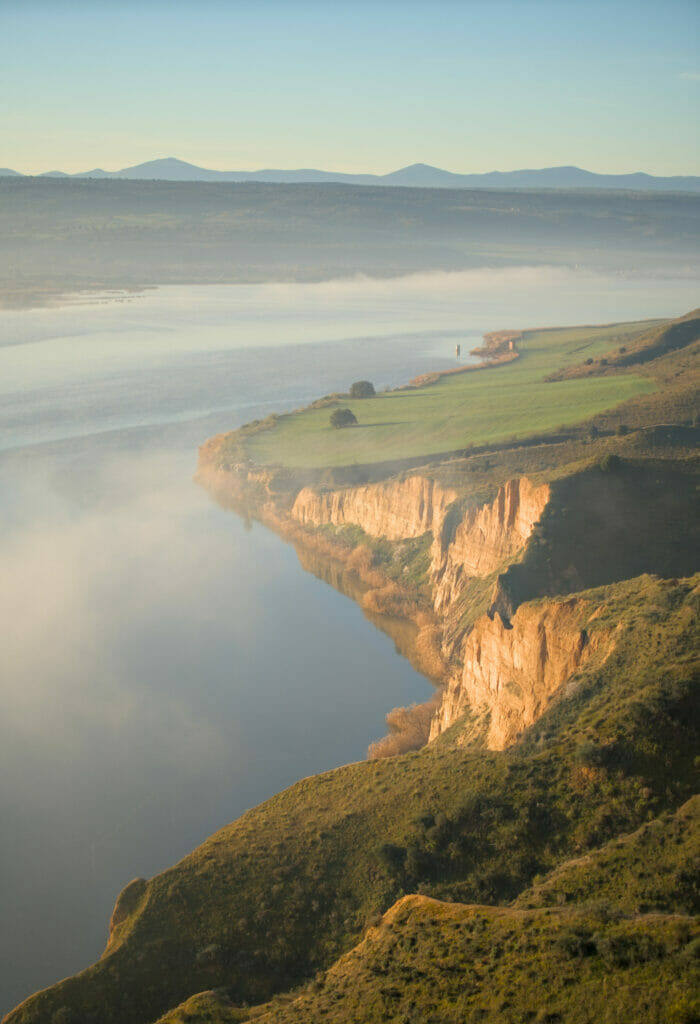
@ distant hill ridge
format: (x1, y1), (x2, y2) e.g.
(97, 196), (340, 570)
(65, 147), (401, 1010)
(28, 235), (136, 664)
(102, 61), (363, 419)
(2, 157), (699, 191)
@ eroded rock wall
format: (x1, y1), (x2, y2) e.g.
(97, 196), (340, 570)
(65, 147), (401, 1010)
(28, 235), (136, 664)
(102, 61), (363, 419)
(197, 443), (609, 752)
(431, 478), (550, 613)
(292, 476), (457, 542)
(290, 473), (589, 750)
(430, 598), (611, 750)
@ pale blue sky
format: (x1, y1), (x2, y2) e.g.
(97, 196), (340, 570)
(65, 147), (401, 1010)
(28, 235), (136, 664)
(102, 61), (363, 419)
(2, 0), (699, 176)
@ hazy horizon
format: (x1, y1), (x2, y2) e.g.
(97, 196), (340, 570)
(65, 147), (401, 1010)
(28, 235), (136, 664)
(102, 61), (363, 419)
(3, 0), (698, 177)
(4, 157), (700, 181)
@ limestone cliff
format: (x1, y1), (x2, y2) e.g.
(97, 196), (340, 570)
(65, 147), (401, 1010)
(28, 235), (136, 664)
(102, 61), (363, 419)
(292, 476), (457, 542)
(431, 478), (550, 612)
(197, 439), (603, 752)
(430, 598), (609, 750)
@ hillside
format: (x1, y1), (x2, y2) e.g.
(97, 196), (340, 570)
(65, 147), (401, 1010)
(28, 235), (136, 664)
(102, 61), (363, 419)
(5, 310), (698, 1024)
(159, 889), (698, 1024)
(2, 178), (699, 307)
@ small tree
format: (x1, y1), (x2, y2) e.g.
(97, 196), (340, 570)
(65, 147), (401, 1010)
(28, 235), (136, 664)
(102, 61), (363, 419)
(349, 380), (375, 398)
(330, 408), (357, 429)
(599, 453), (621, 473)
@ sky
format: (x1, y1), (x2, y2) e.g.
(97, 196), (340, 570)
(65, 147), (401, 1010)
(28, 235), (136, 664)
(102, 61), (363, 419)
(1, 0), (699, 177)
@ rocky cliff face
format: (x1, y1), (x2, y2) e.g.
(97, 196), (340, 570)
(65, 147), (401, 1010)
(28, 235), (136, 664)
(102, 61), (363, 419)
(292, 476), (457, 542)
(431, 478), (550, 614)
(197, 444), (611, 752)
(430, 598), (609, 750)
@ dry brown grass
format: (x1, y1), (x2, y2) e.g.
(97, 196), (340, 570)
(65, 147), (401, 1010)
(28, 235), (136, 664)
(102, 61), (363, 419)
(367, 696), (440, 759)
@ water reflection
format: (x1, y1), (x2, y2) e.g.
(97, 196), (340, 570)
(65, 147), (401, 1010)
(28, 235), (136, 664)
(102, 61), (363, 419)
(0, 440), (431, 1013)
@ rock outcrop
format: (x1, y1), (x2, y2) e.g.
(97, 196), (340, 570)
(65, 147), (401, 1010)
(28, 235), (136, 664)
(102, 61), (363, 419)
(431, 478), (550, 613)
(292, 476), (457, 542)
(197, 443), (613, 752)
(430, 598), (609, 750)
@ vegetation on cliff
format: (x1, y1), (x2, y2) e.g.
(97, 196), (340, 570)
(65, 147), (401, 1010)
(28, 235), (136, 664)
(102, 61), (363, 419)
(158, 899), (698, 1024)
(6, 308), (699, 1024)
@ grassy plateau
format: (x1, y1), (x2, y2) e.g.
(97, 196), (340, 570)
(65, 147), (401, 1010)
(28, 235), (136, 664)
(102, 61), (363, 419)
(236, 322), (657, 468)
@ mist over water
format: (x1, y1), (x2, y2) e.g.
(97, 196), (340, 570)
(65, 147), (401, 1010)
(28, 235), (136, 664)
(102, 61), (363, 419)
(1, 268), (698, 1012)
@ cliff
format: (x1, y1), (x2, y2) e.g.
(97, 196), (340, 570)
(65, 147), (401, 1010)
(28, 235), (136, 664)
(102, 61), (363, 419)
(430, 597), (609, 749)
(292, 475), (457, 542)
(290, 472), (574, 747)
(196, 438), (700, 756)
(430, 477), (550, 613)
(197, 444), (608, 751)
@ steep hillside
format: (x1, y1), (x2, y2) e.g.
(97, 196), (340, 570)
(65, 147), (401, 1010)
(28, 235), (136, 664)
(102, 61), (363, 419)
(157, 800), (700, 1023)
(159, 900), (698, 1024)
(515, 795), (700, 915)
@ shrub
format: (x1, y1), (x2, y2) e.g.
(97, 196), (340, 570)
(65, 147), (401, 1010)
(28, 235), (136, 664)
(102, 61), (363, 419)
(349, 380), (376, 398)
(330, 408), (358, 429)
(51, 1011), (73, 1024)
(380, 843), (407, 872)
(668, 996), (700, 1024)
(575, 740), (605, 766)
(599, 454), (621, 473)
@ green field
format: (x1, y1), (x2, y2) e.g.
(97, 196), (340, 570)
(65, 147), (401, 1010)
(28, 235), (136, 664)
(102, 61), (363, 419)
(245, 321), (656, 468)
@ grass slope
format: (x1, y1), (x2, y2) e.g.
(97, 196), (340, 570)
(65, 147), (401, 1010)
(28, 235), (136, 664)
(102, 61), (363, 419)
(516, 795), (700, 915)
(158, 799), (700, 1023)
(238, 322), (656, 468)
(163, 901), (698, 1024)
(5, 575), (698, 1024)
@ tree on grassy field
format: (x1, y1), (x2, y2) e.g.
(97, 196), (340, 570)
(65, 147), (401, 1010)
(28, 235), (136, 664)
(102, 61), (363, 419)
(350, 380), (376, 398)
(330, 408), (358, 429)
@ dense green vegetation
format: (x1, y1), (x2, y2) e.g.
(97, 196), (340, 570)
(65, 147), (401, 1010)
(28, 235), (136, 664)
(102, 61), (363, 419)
(159, 901), (698, 1024)
(159, 801), (700, 1022)
(516, 796), (700, 915)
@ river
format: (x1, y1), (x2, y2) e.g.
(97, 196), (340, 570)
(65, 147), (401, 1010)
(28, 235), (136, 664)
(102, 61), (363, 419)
(1, 267), (697, 1013)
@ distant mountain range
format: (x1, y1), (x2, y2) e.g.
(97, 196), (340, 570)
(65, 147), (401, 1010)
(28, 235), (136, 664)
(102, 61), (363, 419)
(2, 157), (699, 191)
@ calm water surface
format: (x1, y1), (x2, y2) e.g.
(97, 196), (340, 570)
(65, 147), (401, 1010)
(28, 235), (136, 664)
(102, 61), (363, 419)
(1, 269), (698, 1012)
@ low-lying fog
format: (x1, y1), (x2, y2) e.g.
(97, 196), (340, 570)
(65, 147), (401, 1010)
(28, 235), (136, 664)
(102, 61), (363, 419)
(1, 266), (697, 1012)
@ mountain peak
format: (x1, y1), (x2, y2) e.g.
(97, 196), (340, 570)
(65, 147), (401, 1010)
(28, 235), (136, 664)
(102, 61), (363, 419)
(5, 159), (699, 191)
